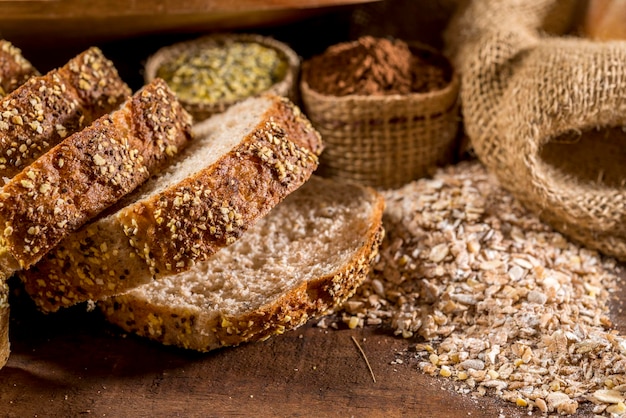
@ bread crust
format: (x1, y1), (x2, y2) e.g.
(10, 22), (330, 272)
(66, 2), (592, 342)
(0, 40), (39, 97)
(0, 46), (131, 179)
(101, 183), (385, 352)
(1, 78), (193, 282)
(22, 95), (322, 312)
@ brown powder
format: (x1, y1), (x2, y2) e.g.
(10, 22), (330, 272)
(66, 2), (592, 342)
(303, 36), (449, 96)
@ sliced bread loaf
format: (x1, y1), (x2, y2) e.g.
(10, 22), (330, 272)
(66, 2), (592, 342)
(0, 78), (193, 282)
(0, 40), (40, 97)
(100, 175), (384, 352)
(0, 46), (131, 179)
(21, 94), (323, 313)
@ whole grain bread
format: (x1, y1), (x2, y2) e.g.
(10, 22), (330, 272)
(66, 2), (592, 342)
(0, 46), (131, 179)
(0, 38), (39, 369)
(0, 78), (193, 282)
(0, 40), (40, 98)
(100, 175), (384, 351)
(22, 94), (323, 313)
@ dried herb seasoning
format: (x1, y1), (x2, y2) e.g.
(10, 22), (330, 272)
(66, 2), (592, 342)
(156, 41), (288, 105)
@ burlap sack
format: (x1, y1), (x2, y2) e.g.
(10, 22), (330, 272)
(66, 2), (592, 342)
(444, 0), (626, 261)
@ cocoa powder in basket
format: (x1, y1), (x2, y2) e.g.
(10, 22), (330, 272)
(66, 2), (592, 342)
(303, 36), (448, 96)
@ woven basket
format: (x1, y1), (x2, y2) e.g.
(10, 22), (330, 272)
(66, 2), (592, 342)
(144, 33), (300, 122)
(300, 43), (460, 190)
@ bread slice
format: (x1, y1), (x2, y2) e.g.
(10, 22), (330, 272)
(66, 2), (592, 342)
(0, 46), (131, 179)
(100, 175), (384, 351)
(0, 40), (40, 97)
(21, 94), (323, 313)
(0, 40), (39, 355)
(0, 54), (137, 368)
(0, 78), (193, 282)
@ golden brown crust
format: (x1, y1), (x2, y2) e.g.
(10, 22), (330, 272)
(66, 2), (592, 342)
(0, 280), (9, 369)
(0, 40), (39, 98)
(60, 47), (130, 117)
(128, 82), (194, 172)
(123, 98), (322, 275)
(1, 78), (192, 281)
(0, 46), (131, 179)
(100, 194), (385, 352)
(215, 224), (384, 349)
(22, 95), (322, 312)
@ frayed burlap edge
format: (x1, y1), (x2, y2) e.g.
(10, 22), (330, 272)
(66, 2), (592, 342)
(445, 0), (626, 260)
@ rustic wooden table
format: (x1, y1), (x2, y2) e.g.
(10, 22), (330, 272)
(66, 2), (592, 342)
(2, 275), (623, 418)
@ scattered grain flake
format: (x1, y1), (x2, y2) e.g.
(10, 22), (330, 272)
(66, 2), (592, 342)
(339, 161), (626, 416)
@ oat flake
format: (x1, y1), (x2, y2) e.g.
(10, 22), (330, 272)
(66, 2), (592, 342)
(338, 160), (626, 416)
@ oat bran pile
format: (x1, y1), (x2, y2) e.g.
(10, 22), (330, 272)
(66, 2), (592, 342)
(339, 160), (626, 416)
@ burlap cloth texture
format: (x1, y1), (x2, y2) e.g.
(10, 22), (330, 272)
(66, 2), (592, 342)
(300, 43), (460, 190)
(144, 33), (300, 122)
(444, 0), (626, 261)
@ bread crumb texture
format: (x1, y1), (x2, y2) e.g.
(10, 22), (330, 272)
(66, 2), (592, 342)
(22, 94), (321, 312)
(101, 176), (384, 352)
(2, 78), (192, 283)
(0, 47), (130, 179)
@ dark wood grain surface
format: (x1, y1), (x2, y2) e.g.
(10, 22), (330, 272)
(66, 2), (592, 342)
(2, 272), (623, 418)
